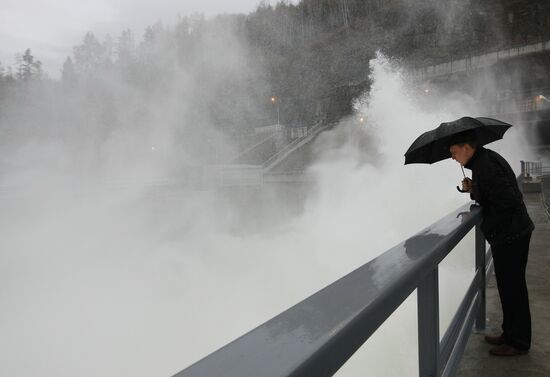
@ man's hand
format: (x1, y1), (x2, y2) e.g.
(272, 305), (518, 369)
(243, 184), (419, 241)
(461, 177), (472, 193)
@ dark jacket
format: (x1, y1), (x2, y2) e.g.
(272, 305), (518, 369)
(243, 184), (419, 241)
(465, 146), (534, 246)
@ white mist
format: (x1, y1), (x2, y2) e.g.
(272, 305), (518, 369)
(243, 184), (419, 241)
(0, 53), (535, 377)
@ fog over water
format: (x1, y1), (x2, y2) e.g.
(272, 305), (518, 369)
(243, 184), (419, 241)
(0, 46), (537, 377)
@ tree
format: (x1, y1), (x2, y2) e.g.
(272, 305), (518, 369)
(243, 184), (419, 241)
(102, 34), (114, 68)
(116, 29), (137, 81)
(61, 56), (77, 87)
(116, 29), (136, 65)
(15, 49), (42, 81)
(73, 32), (104, 75)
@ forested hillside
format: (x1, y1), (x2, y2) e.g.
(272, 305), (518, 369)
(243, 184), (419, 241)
(1, 0), (549, 148)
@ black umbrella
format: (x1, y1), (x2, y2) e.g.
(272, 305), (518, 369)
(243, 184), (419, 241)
(404, 116), (513, 192)
(404, 116), (512, 165)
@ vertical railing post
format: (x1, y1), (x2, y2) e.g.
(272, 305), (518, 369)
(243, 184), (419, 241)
(520, 160), (525, 176)
(418, 267), (440, 377)
(475, 225), (486, 332)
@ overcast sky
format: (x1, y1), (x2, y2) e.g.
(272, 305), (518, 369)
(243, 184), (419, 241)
(0, 0), (270, 78)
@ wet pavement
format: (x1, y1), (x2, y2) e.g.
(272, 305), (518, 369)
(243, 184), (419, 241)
(456, 192), (550, 377)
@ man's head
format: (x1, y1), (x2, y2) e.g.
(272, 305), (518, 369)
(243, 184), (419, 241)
(448, 130), (478, 166)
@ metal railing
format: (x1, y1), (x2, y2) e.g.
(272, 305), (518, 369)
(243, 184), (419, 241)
(541, 175), (550, 221)
(263, 121), (330, 171)
(521, 160), (550, 179)
(529, 160), (550, 220)
(492, 88), (550, 115)
(172, 203), (492, 377)
(410, 39), (550, 80)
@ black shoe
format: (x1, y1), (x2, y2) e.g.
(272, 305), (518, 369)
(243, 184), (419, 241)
(489, 344), (528, 356)
(484, 335), (505, 345)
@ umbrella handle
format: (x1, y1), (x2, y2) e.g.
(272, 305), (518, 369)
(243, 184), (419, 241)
(456, 185), (468, 193)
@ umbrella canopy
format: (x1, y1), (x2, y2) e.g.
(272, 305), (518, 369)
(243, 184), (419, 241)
(404, 116), (513, 164)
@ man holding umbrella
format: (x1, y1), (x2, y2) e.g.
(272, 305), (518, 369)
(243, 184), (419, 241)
(449, 130), (534, 356)
(405, 117), (534, 356)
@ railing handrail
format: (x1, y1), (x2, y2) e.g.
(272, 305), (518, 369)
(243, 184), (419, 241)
(230, 133), (279, 164)
(410, 39), (550, 79)
(172, 203), (486, 377)
(263, 121), (330, 170)
(521, 160), (550, 178)
(539, 173), (550, 220)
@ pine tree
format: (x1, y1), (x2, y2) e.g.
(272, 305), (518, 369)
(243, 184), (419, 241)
(61, 56), (77, 86)
(73, 32), (104, 75)
(117, 29), (136, 66)
(15, 49), (42, 81)
(102, 34), (114, 68)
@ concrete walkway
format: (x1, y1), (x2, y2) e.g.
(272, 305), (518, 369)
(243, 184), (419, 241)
(456, 192), (550, 377)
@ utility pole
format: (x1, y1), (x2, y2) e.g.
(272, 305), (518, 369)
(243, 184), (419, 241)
(271, 96), (280, 125)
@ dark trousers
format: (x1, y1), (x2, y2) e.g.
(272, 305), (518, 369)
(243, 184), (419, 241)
(491, 232), (532, 350)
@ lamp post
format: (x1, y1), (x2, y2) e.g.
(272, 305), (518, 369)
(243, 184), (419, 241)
(358, 114), (367, 128)
(271, 96), (280, 126)
(536, 94), (549, 111)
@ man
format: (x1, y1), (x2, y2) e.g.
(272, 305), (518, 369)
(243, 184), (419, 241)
(449, 131), (534, 356)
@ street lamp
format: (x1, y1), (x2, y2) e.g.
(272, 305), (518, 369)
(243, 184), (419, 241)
(271, 96), (280, 126)
(535, 94), (550, 111)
